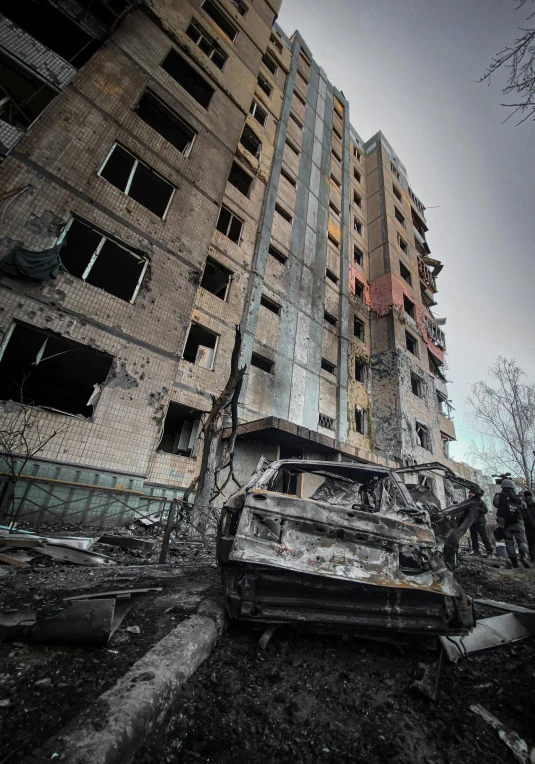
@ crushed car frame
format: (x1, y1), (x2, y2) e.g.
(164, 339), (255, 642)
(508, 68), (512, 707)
(217, 459), (481, 636)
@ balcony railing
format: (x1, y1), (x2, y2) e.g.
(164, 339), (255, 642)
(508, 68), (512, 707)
(408, 187), (426, 218)
(426, 315), (446, 350)
(418, 255), (437, 293)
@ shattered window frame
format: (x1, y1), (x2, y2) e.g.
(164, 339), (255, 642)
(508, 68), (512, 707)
(157, 401), (204, 457)
(415, 421), (430, 450)
(185, 17), (228, 70)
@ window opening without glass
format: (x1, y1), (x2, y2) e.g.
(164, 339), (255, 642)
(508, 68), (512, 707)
(160, 50), (215, 108)
(135, 91), (197, 153)
(216, 205), (243, 243)
(201, 0), (238, 41)
(183, 323), (218, 369)
(200, 256), (232, 300)
(185, 18), (228, 70)
(158, 402), (203, 456)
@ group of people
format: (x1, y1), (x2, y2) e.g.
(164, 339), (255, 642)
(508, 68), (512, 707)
(467, 479), (535, 569)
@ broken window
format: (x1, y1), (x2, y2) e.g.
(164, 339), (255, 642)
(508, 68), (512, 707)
(268, 244), (287, 265)
(321, 358), (336, 375)
(355, 407), (367, 435)
(400, 261), (411, 285)
(355, 279), (364, 301)
(411, 373), (425, 398)
(415, 422), (429, 449)
(324, 310), (338, 327)
(183, 323), (218, 368)
(135, 91), (196, 154)
(185, 18), (228, 70)
(297, 69), (309, 86)
(331, 147), (342, 163)
(397, 234), (408, 253)
(275, 203), (293, 224)
(319, 413), (335, 430)
(200, 256), (232, 300)
(353, 191), (362, 208)
(280, 168), (297, 187)
(270, 34), (283, 53)
(428, 350), (445, 380)
(441, 433), (452, 458)
(3, 0), (100, 68)
(403, 294), (415, 319)
(332, 124), (342, 141)
(0, 54), (57, 130)
(353, 146), (361, 161)
(328, 233), (340, 249)
(216, 206), (243, 243)
(329, 201), (341, 219)
(354, 168), (361, 183)
(240, 124), (261, 156)
(201, 0), (238, 41)
(294, 89), (307, 107)
(99, 144), (174, 218)
(289, 112), (303, 130)
(59, 219), (147, 302)
(158, 402), (202, 456)
(355, 359), (367, 383)
(257, 73), (272, 98)
(393, 184), (402, 201)
(405, 331), (418, 357)
(260, 294), (281, 315)
(228, 0), (247, 15)
(249, 100), (267, 127)
(354, 217), (363, 236)
(354, 317), (365, 341)
(395, 207), (406, 227)
(262, 52), (278, 76)
(285, 138), (300, 156)
(330, 173), (341, 188)
(251, 353), (274, 373)
(161, 50), (215, 108)
(0, 323), (113, 417)
(326, 268), (338, 285)
(354, 245), (363, 266)
(228, 161), (253, 196)
(437, 391), (449, 414)
(390, 161), (400, 180)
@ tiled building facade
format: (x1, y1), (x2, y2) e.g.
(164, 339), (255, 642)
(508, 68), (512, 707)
(0, 0), (457, 523)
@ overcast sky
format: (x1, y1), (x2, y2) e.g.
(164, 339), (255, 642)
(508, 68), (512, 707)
(277, 0), (535, 469)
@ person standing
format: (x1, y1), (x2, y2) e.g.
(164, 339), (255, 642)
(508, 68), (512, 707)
(521, 489), (535, 562)
(468, 490), (493, 556)
(496, 479), (531, 568)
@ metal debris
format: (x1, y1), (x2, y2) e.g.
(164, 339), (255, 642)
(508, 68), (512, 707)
(470, 703), (532, 764)
(475, 599), (535, 614)
(411, 649), (443, 701)
(32, 545), (115, 566)
(440, 612), (535, 663)
(99, 535), (154, 554)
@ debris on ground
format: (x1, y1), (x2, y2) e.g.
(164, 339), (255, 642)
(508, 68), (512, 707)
(470, 703), (533, 764)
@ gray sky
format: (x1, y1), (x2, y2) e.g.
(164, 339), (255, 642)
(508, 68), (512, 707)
(277, 0), (535, 468)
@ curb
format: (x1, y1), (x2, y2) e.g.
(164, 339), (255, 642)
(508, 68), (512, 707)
(39, 600), (226, 763)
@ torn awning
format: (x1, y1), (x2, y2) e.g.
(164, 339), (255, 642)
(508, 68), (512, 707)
(0, 242), (64, 282)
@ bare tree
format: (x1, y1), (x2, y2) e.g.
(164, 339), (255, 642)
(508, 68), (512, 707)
(467, 357), (535, 488)
(479, 0), (535, 125)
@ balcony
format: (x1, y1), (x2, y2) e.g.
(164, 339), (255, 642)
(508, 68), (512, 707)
(425, 314), (446, 350)
(408, 187), (426, 218)
(418, 255), (437, 293)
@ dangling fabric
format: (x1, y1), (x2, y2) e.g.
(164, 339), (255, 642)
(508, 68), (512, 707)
(0, 242), (64, 282)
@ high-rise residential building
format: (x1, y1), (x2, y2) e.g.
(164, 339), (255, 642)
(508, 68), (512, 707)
(0, 0), (456, 524)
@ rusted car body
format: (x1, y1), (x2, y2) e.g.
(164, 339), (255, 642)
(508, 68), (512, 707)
(217, 459), (478, 636)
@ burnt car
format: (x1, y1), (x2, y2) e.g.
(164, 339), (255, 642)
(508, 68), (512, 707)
(217, 459), (480, 637)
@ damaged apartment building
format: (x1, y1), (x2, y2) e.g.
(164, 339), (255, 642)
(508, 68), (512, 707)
(0, 0), (457, 524)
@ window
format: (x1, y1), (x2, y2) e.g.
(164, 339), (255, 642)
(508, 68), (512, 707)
(395, 207), (406, 227)
(185, 18), (228, 69)
(354, 278), (364, 301)
(326, 268), (339, 285)
(200, 256), (232, 299)
(99, 145), (174, 218)
(297, 70), (309, 86)
(353, 191), (362, 208)
(201, 0), (238, 41)
(60, 219), (147, 302)
(0, 56), (57, 131)
(285, 138), (300, 156)
(262, 52), (278, 76)
(228, 161), (253, 196)
(355, 359), (367, 383)
(324, 310), (338, 327)
(355, 407), (367, 435)
(441, 433), (452, 458)
(405, 332), (418, 357)
(135, 91), (196, 154)
(216, 205), (243, 243)
(294, 90), (306, 107)
(393, 184), (402, 201)
(333, 124), (342, 141)
(428, 350), (445, 380)
(0, 323), (112, 417)
(160, 51), (215, 108)
(280, 168), (297, 187)
(275, 203), (292, 224)
(158, 402), (202, 456)
(437, 391), (448, 414)
(354, 245), (363, 266)
(353, 146), (361, 162)
(251, 352), (274, 373)
(354, 168), (361, 183)
(354, 317), (365, 341)
(400, 262), (411, 285)
(331, 147), (342, 163)
(250, 100), (267, 127)
(183, 323), (218, 368)
(289, 112), (303, 130)
(354, 217), (363, 236)
(257, 73), (272, 98)
(330, 173), (341, 188)
(260, 294), (281, 315)
(228, 0), (247, 16)
(270, 34), (283, 53)
(411, 373), (425, 398)
(397, 234), (408, 253)
(240, 124), (261, 157)
(268, 244), (287, 265)
(319, 413), (335, 430)
(328, 233), (340, 249)
(415, 422), (429, 450)
(321, 358), (336, 375)
(329, 201), (341, 218)
(390, 161), (400, 180)
(403, 294), (415, 319)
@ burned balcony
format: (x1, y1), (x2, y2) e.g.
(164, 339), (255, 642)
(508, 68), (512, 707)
(425, 314), (447, 350)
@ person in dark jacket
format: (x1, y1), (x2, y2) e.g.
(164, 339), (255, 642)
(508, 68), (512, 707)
(468, 490), (493, 556)
(521, 489), (535, 562)
(496, 479), (531, 568)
